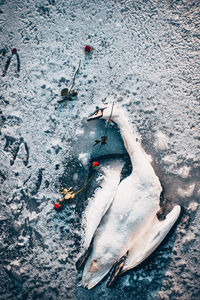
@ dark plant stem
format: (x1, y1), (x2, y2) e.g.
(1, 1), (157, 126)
(16, 53), (20, 72)
(69, 60), (81, 94)
(2, 56), (11, 77)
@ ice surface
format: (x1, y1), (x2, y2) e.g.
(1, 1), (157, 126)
(177, 183), (195, 198)
(155, 131), (169, 151)
(0, 0), (199, 299)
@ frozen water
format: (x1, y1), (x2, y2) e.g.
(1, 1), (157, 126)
(155, 131), (169, 151)
(0, 0), (199, 299)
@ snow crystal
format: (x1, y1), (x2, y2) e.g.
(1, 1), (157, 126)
(73, 172), (79, 181)
(10, 260), (21, 267)
(155, 131), (169, 151)
(78, 152), (90, 166)
(0, 0), (199, 299)
(177, 183), (195, 198)
(177, 165), (191, 179)
(28, 211), (39, 222)
(76, 128), (84, 136)
(188, 202), (198, 212)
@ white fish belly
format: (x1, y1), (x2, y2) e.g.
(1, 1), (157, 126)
(82, 174), (161, 288)
(84, 160), (124, 250)
(122, 205), (181, 272)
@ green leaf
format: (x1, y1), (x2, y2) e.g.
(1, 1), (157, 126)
(61, 88), (69, 97)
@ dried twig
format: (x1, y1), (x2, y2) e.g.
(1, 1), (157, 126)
(93, 102), (115, 149)
(58, 60), (81, 104)
(69, 60), (81, 94)
(2, 50), (20, 77)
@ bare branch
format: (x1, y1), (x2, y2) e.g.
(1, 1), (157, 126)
(69, 60), (81, 93)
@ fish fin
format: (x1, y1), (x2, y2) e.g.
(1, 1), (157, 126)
(122, 205), (181, 273)
(76, 238), (94, 270)
(76, 251), (90, 270)
(107, 251), (129, 288)
(84, 160), (124, 250)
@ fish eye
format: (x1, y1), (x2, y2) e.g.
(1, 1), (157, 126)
(94, 107), (106, 115)
(94, 109), (100, 115)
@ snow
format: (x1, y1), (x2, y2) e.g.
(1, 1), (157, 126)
(188, 202), (198, 212)
(177, 165), (191, 179)
(78, 152), (90, 166)
(28, 211), (39, 222)
(0, 0), (199, 299)
(155, 131), (169, 151)
(177, 183), (195, 198)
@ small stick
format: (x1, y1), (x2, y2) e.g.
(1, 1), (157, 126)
(2, 49), (20, 77)
(69, 60), (81, 94)
(98, 102), (114, 150)
(2, 56), (11, 77)
(104, 101), (114, 137)
(16, 53), (20, 72)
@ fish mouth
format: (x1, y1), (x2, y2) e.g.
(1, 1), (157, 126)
(87, 107), (107, 121)
(82, 259), (113, 290)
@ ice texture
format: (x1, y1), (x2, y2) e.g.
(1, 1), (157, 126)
(0, 0), (199, 299)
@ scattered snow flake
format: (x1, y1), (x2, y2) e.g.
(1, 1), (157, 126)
(177, 183), (195, 198)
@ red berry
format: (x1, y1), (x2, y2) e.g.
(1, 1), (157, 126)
(12, 48), (17, 54)
(85, 45), (92, 52)
(54, 203), (61, 210)
(93, 161), (100, 167)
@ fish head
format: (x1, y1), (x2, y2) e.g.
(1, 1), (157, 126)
(87, 103), (120, 122)
(82, 251), (115, 289)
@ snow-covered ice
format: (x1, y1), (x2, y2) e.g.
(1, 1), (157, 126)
(0, 0), (199, 299)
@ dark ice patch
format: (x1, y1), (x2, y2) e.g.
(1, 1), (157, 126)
(0, 204), (11, 221)
(36, 4), (50, 17)
(0, 170), (6, 184)
(4, 115), (22, 127)
(0, 267), (14, 298)
(20, 190), (40, 212)
(0, 95), (9, 105)
(4, 135), (20, 165)
(59, 157), (88, 218)
(3, 135), (29, 166)
(30, 168), (44, 196)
